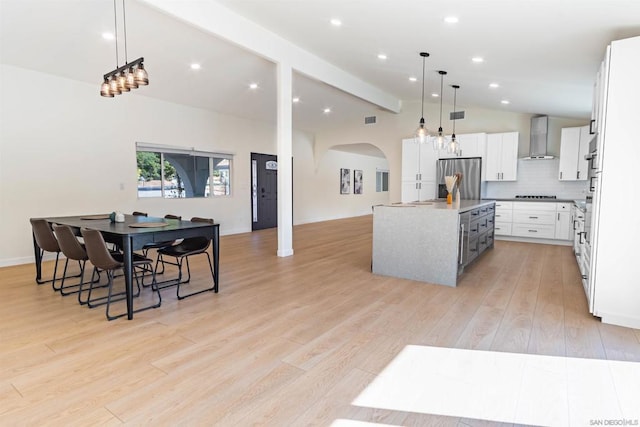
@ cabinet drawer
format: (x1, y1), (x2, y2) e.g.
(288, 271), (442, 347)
(513, 202), (557, 211)
(513, 211), (556, 225)
(494, 211), (513, 222)
(494, 222), (512, 235)
(468, 208), (481, 219)
(512, 223), (556, 239)
(469, 219), (481, 238)
(495, 201), (513, 210)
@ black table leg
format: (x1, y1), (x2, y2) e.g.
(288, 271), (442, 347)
(33, 232), (43, 283)
(213, 226), (219, 292)
(122, 236), (134, 320)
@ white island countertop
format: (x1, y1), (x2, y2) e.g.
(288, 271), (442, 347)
(380, 199), (495, 213)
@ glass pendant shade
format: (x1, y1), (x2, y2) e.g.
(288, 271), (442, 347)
(415, 118), (428, 144)
(134, 63), (149, 86)
(448, 84), (461, 155)
(413, 52), (429, 144)
(100, 78), (113, 97)
(125, 67), (138, 89)
(109, 76), (121, 95)
(432, 70), (449, 151)
(118, 73), (130, 92)
(433, 127), (446, 150)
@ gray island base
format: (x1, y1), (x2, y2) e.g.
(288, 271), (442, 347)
(372, 200), (496, 287)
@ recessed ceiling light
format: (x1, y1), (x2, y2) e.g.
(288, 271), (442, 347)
(409, 76), (417, 82)
(249, 83), (258, 90)
(444, 16), (459, 24)
(431, 93), (439, 98)
(489, 83), (500, 88)
(330, 18), (342, 27)
(472, 57), (484, 63)
(292, 97), (300, 103)
(377, 53), (388, 60)
(190, 63), (201, 70)
(501, 100), (510, 105)
(323, 108), (331, 114)
(102, 32), (114, 40)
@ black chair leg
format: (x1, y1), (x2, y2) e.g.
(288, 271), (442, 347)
(177, 252), (217, 300)
(106, 265), (162, 321)
(59, 260), (88, 296)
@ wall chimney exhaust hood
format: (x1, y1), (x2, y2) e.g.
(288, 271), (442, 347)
(522, 115), (554, 159)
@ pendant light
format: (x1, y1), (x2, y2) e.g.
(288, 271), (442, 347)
(448, 84), (461, 155)
(100, 0), (148, 97)
(414, 52), (430, 144)
(432, 70), (448, 151)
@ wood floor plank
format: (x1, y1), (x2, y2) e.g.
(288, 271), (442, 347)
(1, 215), (638, 424)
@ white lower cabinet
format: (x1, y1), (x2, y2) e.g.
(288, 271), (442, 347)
(555, 203), (572, 240)
(495, 201), (573, 242)
(494, 201), (513, 236)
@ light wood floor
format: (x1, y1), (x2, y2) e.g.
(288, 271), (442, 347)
(1, 215), (639, 426)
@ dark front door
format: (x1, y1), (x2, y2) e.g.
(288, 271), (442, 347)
(251, 153), (278, 230)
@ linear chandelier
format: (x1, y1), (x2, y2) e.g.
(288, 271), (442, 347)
(100, 0), (148, 97)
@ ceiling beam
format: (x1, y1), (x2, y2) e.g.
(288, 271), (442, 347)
(139, 0), (402, 113)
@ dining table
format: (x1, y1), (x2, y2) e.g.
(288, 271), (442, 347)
(33, 214), (219, 320)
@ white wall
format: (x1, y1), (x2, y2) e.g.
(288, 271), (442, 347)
(293, 137), (390, 224)
(0, 65), (390, 266)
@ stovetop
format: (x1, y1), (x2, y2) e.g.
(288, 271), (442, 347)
(515, 195), (557, 199)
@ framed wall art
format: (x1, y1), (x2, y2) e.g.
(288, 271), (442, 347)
(340, 168), (350, 194)
(354, 170), (363, 194)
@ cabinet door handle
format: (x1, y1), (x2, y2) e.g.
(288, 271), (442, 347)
(577, 171), (580, 179)
(589, 119), (595, 135)
(573, 220), (577, 230)
(459, 224), (465, 265)
(558, 213), (560, 221)
(528, 229), (538, 233)
(589, 176), (597, 192)
(496, 173), (499, 180)
(529, 216), (538, 219)
(560, 171), (563, 179)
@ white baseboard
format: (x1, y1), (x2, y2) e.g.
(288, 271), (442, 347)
(599, 312), (640, 329)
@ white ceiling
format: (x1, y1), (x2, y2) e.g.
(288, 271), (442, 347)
(2, 0), (639, 135)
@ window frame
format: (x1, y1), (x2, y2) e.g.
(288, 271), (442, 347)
(136, 142), (234, 199)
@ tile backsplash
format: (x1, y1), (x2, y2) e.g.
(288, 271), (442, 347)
(484, 159), (587, 200)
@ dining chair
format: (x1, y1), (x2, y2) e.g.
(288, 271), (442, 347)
(30, 218), (78, 291)
(81, 228), (161, 320)
(52, 224), (96, 298)
(141, 214), (182, 275)
(154, 217), (217, 299)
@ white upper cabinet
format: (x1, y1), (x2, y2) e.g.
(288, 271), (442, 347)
(485, 132), (519, 181)
(402, 138), (421, 181)
(558, 125), (589, 181)
(438, 132), (487, 159)
(401, 138), (439, 202)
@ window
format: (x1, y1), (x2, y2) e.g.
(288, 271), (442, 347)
(376, 170), (389, 192)
(136, 143), (232, 198)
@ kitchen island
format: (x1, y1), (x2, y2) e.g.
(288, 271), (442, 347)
(372, 199), (496, 286)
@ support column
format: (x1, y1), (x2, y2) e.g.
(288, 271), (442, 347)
(276, 61), (294, 257)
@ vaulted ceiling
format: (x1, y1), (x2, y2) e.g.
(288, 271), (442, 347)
(2, 0), (638, 133)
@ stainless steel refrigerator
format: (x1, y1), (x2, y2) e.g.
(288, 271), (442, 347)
(437, 157), (482, 200)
